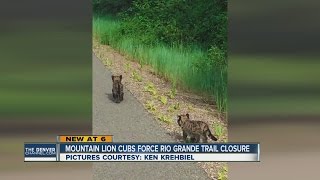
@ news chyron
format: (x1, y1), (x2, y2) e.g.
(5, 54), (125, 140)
(24, 135), (260, 162)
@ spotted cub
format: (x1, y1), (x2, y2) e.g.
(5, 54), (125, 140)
(177, 113), (218, 143)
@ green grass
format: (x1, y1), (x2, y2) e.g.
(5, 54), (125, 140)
(93, 15), (227, 112)
(93, 16), (121, 46)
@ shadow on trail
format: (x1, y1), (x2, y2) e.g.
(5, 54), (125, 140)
(166, 131), (183, 142)
(105, 93), (115, 102)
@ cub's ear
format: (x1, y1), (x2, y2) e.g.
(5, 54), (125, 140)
(186, 113), (189, 119)
(177, 115), (181, 126)
(111, 75), (114, 82)
(120, 75), (122, 81)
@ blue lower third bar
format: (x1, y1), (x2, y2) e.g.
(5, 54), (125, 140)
(24, 143), (57, 162)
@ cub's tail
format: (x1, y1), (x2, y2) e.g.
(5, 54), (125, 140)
(206, 128), (218, 141)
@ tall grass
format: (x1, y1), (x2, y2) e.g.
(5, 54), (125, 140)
(93, 16), (227, 112)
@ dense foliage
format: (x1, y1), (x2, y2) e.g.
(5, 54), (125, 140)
(93, 0), (133, 15)
(93, 0), (227, 112)
(121, 1), (226, 50)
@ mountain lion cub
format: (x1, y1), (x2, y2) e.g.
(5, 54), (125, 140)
(177, 113), (218, 143)
(111, 75), (124, 103)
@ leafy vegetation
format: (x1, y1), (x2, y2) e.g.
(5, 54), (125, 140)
(124, 62), (131, 73)
(218, 166), (228, 180)
(132, 70), (142, 82)
(93, 0), (227, 112)
(102, 58), (112, 67)
(145, 100), (156, 111)
(158, 114), (172, 124)
(213, 123), (225, 139)
(93, 0), (133, 15)
(159, 95), (168, 105)
(144, 82), (157, 96)
(168, 102), (180, 113)
(167, 87), (177, 99)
